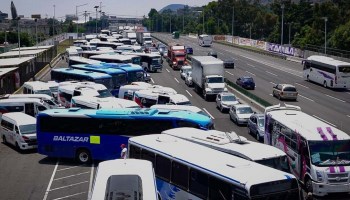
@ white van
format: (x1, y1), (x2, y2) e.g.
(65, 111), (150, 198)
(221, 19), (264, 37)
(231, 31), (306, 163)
(0, 98), (50, 117)
(23, 81), (52, 97)
(58, 84), (112, 108)
(1, 112), (37, 150)
(133, 90), (190, 107)
(71, 96), (140, 109)
(1, 94), (60, 109)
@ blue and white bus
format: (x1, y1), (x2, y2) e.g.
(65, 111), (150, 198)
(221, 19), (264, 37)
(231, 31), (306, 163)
(102, 63), (145, 84)
(51, 68), (113, 91)
(68, 56), (102, 66)
(36, 108), (213, 163)
(128, 134), (301, 200)
(70, 64), (127, 96)
(90, 54), (141, 66)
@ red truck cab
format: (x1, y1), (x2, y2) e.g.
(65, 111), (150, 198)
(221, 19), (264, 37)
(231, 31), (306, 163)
(167, 43), (187, 70)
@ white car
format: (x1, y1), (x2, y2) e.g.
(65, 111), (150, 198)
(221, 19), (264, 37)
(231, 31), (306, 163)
(229, 104), (254, 125)
(180, 65), (192, 80)
(185, 71), (193, 86)
(216, 92), (240, 113)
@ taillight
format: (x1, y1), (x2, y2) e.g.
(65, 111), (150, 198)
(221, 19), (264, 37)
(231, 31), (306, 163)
(22, 136), (30, 141)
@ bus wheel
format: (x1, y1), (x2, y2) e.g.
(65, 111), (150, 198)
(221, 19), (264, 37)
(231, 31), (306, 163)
(305, 178), (313, 194)
(323, 81), (327, 88)
(307, 75), (310, 81)
(2, 135), (7, 144)
(76, 148), (91, 164)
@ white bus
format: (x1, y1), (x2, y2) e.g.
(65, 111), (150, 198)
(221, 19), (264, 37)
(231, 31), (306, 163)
(89, 159), (158, 200)
(0, 94), (60, 109)
(265, 103), (350, 196)
(0, 98), (50, 117)
(163, 127), (289, 172)
(303, 55), (350, 88)
(129, 134), (300, 200)
(198, 34), (213, 47)
(71, 96), (140, 109)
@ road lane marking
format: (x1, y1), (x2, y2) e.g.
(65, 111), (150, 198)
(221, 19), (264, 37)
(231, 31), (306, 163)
(174, 78), (179, 83)
(270, 82), (276, 85)
(295, 83), (309, 89)
(325, 94), (346, 103)
(43, 160), (59, 200)
(247, 64), (255, 68)
(218, 52), (224, 55)
(245, 71), (256, 76)
(56, 165), (83, 172)
(54, 171), (90, 181)
(186, 90), (193, 97)
(299, 94), (314, 102)
(347, 115), (350, 118)
(49, 181), (89, 192)
(203, 108), (215, 119)
(166, 68), (170, 73)
(52, 192), (86, 200)
(225, 71), (234, 76)
(312, 115), (337, 127)
(151, 78), (154, 84)
(88, 164), (95, 194)
(265, 71), (278, 76)
(269, 94), (273, 96)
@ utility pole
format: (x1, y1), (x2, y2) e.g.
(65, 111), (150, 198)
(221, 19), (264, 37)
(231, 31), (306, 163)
(94, 5), (99, 34)
(84, 11), (87, 23)
(53, 5), (55, 36)
(232, 2), (234, 36)
(182, 9), (184, 33)
(281, 3), (285, 46)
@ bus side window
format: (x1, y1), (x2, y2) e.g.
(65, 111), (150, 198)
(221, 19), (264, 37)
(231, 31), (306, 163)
(128, 144), (141, 159)
(141, 149), (155, 166)
(171, 161), (189, 190)
(208, 176), (232, 200)
(189, 168), (208, 199)
(155, 155), (171, 181)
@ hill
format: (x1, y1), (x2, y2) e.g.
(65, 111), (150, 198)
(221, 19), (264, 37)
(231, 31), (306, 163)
(159, 4), (185, 13)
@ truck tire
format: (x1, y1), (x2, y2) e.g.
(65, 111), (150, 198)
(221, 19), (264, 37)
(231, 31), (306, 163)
(203, 89), (208, 101)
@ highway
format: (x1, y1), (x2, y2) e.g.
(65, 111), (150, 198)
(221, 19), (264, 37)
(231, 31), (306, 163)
(153, 33), (350, 134)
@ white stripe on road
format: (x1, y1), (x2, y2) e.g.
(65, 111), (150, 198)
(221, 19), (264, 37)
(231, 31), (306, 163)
(186, 90), (193, 97)
(53, 171), (90, 181)
(52, 192), (86, 200)
(88, 163), (95, 197)
(174, 78), (179, 83)
(218, 52), (224, 55)
(347, 115), (350, 118)
(150, 78), (154, 84)
(270, 82), (276, 85)
(245, 71), (256, 76)
(166, 68), (170, 73)
(325, 94), (346, 103)
(247, 63), (255, 68)
(56, 165), (82, 172)
(265, 71), (278, 76)
(225, 71), (234, 76)
(295, 83), (309, 89)
(203, 108), (215, 119)
(299, 94), (314, 102)
(43, 160), (59, 200)
(49, 181), (89, 192)
(312, 115), (337, 127)
(269, 94), (273, 96)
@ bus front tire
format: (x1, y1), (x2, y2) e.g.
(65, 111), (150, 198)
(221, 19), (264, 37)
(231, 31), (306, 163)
(76, 148), (91, 164)
(305, 178), (313, 194)
(323, 81), (327, 88)
(2, 135), (7, 144)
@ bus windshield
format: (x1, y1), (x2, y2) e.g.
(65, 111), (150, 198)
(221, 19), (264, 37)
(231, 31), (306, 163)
(207, 77), (223, 83)
(132, 57), (141, 65)
(128, 71), (144, 82)
(95, 78), (113, 89)
(113, 74), (127, 87)
(36, 90), (52, 96)
(19, 124), (36, 135)
(97, 89), (113, 98)
(152, 58), (161, 65)
(309, 140), (350, 166)
(339, 66), (350, 73)
(257, 156), (290, 172)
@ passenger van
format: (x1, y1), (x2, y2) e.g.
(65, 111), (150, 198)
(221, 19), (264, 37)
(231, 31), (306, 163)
(0, 112), (37, 150)
(0, 98), (50, 117)
(71, 96), (140, 109)
(1, 94), (60, 109)
(23, 81), (52, 97)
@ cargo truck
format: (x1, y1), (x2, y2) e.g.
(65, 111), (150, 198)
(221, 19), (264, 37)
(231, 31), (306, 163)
(136, 31), (152, 46)
(167, 43), (187, 70)
(191, 56), (228, 100)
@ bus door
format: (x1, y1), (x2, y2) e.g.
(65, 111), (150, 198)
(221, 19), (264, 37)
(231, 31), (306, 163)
(299, 139), (311, 180)
(25, 103), (35, 117)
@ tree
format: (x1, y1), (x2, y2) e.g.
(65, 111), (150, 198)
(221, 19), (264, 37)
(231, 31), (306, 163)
(329, 20), (350, 50)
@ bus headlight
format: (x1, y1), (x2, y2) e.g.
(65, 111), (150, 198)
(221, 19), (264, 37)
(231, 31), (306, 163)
(316, 170), (323, 182)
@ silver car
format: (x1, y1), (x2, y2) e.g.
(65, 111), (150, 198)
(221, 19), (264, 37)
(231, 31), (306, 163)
(180, 65), (192, 80)
(247, 113), (265, 142)
(229, 104), (254, 125)
(216, 92), (239, 113)
(185, 71), (193, 86)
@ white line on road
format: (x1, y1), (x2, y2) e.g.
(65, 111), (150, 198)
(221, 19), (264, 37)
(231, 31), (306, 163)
(56, 165), (83, 172)
(52, 192), (86, 200)
(203, 108), (215, 119)
(225, 71), (234, 76)
(218, 52), (224, 55)
(247, 64), (255, 68)
(265, 71), (278, 76)
(150, 78), (154, 84)
(87, 164), (95, 199)
(53, 172), (90, 181)
(295, 83), (309, 89)
(186, 90), (193, 97)
(245, 71), (256, 76)
(312, 115), (337, 127)
(43, 160), (59, 200)
(270, 82), (276, 85)
(347, 115), (350, 118)
(269, 94), (273, 96)
(174, 78), (179, 83)
(166, 68), (170, 73)
(49, 181), (89, 192)
(325, 94), (346, 103)
(299, 94), (314, 102)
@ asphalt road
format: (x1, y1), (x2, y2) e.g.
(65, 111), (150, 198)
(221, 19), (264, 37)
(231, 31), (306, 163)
(153, 33), (350, 134)
(0, 40), (349, 200)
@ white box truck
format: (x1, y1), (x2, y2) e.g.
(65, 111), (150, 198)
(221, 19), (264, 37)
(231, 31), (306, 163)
(191, 56), (227, 100)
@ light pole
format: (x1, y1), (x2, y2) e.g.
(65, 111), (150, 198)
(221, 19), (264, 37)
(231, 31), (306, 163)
(286, 22), (292, 45)
(76, 3), (88, 38)
(53, 5), (55, 36)
(35, 19), (38, 47)
(202, 10), (204, 34)
(17, 17), (21, 57)
(281, 3), (285, 46)
(4, 30), (9, 45)
(232, 2), (234, 36)
(94, 5), (99, 34)
(322, 17), (328, 54)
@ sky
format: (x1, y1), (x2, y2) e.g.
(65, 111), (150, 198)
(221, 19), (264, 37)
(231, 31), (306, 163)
(1, 0), (213, 20)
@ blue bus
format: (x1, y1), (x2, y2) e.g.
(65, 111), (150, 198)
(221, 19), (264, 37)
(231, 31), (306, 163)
(70, 64), (127, 96)
(98, 63), (145, 84)
(36, 108), (214, 163)
(51, 68), (113, 91)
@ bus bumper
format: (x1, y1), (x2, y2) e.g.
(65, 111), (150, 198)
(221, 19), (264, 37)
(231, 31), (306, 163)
(313, 181), (350, 196)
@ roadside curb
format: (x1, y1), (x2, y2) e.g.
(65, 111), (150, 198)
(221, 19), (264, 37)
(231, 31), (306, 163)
(226, 84), (266, 112)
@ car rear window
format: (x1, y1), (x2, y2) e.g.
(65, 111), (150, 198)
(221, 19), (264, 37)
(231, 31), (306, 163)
(284, 87), (297, 92)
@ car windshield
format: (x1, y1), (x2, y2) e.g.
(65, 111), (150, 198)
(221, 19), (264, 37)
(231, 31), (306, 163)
(36, 90), (52, 96)
(152, 58), (161, 65)
(237, 107), (253, 114)
(309, 140), (350, 166)
(222, 95), (236, 101)
(97, 89), (113, 98)
(243, 77), (254, 82)
(284, 87), (297, 92)
(182, 68), (191, 73)
(338, 66), (350, 73)
(208, 77), (223, 83)
(19, 124), (36, 135)
(175, 52), (186, 57)
(257, 117), (265, 127)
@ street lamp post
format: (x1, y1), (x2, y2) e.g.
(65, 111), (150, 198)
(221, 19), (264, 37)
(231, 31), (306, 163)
(4, 30), (9, 45)
(35, 19), (38, 47)
(17, 17), (21, 58)
(281, 3), (285, 46)
(94, 5), (99, 34)
(232, 3), (234, 36)
(53, 5), (55, 36)
(76, 3), (88, 38)
(286, 22), (292, 45)
(322, 17), (328, 54)
(202, 10), (204, 34)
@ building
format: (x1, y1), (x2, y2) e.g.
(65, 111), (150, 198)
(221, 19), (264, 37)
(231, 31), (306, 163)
(0, 11), (8, 21)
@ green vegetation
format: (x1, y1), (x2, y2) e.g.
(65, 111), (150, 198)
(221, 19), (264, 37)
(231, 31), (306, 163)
(57, 39), (73, 54)
(145, 0), (350, 51)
